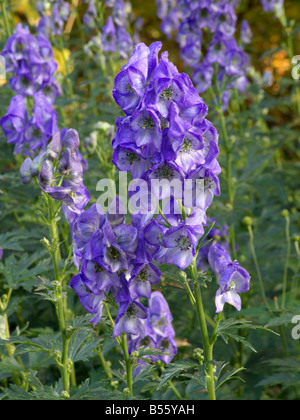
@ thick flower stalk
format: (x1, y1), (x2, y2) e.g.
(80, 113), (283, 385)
(111, 42), (251, 399)
(0, 24), (60, 156)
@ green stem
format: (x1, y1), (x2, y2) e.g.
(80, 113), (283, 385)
(98, 347), (113, 380)
(282, 214), (291, 309)
(190, 261), (216, 401)
(1, 0), (11, 38)
(247, 225), (272, 312)
(121, 333), (133, 396)
(48, 197), (70, 393)
(168, 380), (183, 400)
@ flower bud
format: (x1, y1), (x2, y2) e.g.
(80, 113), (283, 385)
(20, 158), (33, 184)
(47, 131), (62, 161)
(39, 160), (54, 187)
(281, 209), (289, 218)
(30, 152), (47, 177)
(62, 129), (80, 152)
(58, 148), (72, 175)
(243, 216), (252, 226)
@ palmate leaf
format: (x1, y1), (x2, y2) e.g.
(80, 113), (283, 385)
(215, 362), (246, 390)
(217, 319), (278, 353)
(0, 232), (24, 251)
(157, 359), (199, 390)
(0, 251), (51, 291)
(68, 328), (102, 363)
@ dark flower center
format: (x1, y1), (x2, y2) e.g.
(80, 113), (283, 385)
(125, 150), (139, 165)
(175, 235), (192, 251)
(200, 8), (209, 18)
(154, 164), (175, 180)
(126, 303), (138, 318)
(141, 117), (156, 131)
(140, 336), (151, 346)
(180, 138), (193, 153)
(160, 87), (173, 101)
(108, 246), (121, 260)
(137, 267), (148, 282)
(95, 263), (104, 273)
(160, 338), (170, 350)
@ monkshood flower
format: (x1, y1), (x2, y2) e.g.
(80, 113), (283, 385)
(147, 291), (177, 364)
(113, 273), (148, 337)
(125, 291), (177, 365)
(83, 0), (98, 29)
(240, 20), (253, 44)
(101, 17), (117, 53)
(0, 249), (3, 260)
(19, 129), (90, 223)
(196, 218), (229, 271)
(70, 274), (105, 327)
(261, 0), (284, 13)
(208, 244), (250, 313)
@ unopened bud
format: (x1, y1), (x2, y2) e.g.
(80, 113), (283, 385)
(243, 216), (252, 226)
(281, 209), (289, 218)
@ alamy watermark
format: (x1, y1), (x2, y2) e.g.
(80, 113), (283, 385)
(95, 171), (207, 224)
(291, 55), (300, 80)
(291, 315), (300, 340)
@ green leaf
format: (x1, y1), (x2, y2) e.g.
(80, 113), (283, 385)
(157, 359), (199, 390)
(217, 319), (278, 353)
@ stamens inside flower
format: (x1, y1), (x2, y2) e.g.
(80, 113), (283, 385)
(125, 150), (139, 165)
(160, 338), (170, 350)
(227, 281), (236, 291)
(154, 164), (175, 180)
(108, 247), (121, 261)
(140, 336), (151, 346)
(95, 263), (104, 273)
(180, 138), (193, 153)
(175, 236), (192, 251)
(160, 87), (173, 101)
(137, 267), (148, 282)
(126, 303), (138, 318)
(141, 117), (155, 131)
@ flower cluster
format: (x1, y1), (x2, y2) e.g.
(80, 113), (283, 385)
(20, 129), (90, 223)
(83, 0), (98, 30)
(156, 0), (182, 40)
(101, 0), (140, 59)
(37, 0), (70, 37)
(69, 199), (177, 363)
(84, 0), (141, 62)
(0, 24), (60, 156)
(111, 42), (250, 312)
(157, 0), (251, 108)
